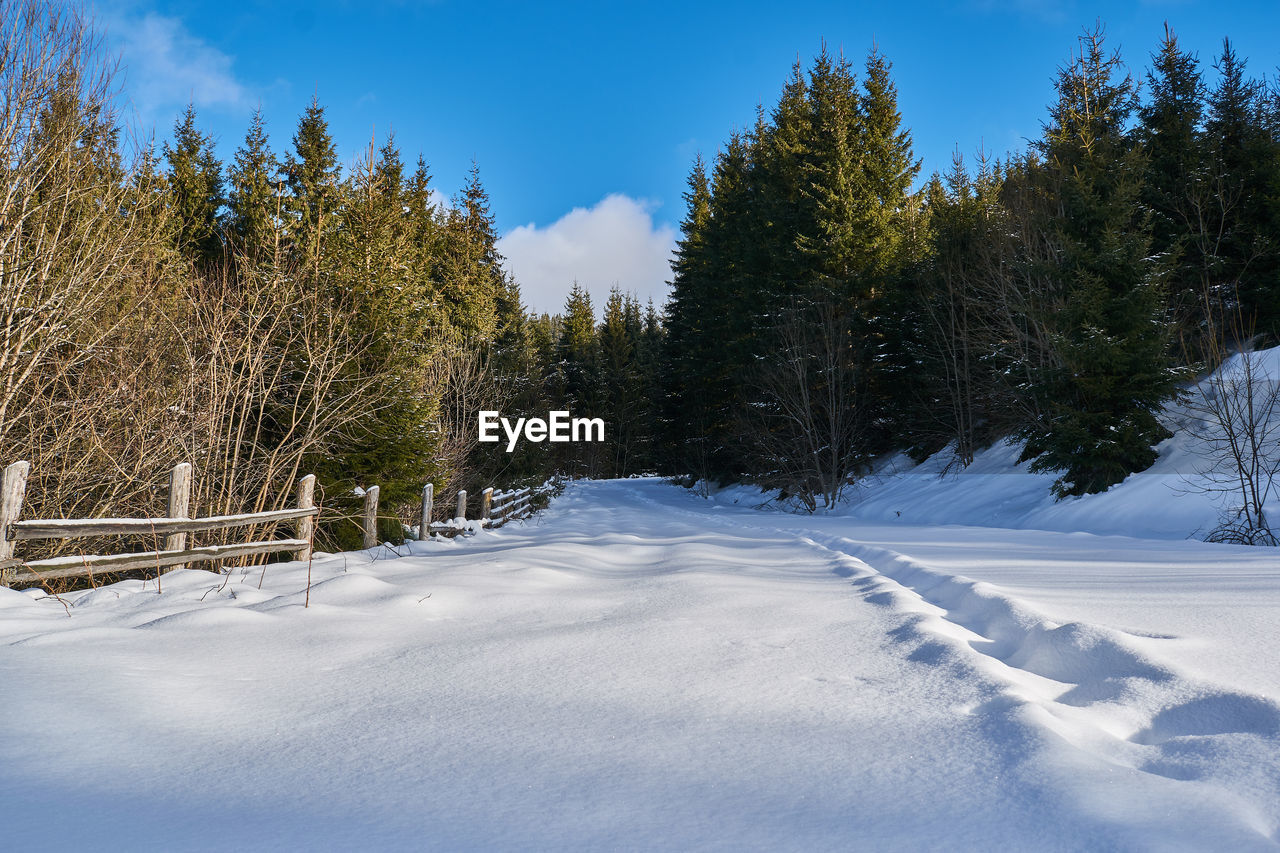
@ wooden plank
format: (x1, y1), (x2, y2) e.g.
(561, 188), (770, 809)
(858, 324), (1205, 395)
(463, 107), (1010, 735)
(9, 507), (320, 541)
(17, 539), (309, 581)
(362, 485), (380, 549)
(481, 487), (493, 522)
(0, 461), (30, 559)
(418, 483), (433, 542)
(165, 462), (192, 572)
(0, 556), (19, 586)
(0, 461), (30, 586)
(294, 474), (316, 562)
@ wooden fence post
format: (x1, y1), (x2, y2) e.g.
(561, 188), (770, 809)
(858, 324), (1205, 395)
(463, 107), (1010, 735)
(362, 485), (380, 550)
(481, 487), (493, 524)
(294, 474), (316, 562)
(163, 463), (192, 573)
(455, 489), (467, 523)
(418, 483), (433, 541)
(0, 461), (30, 587)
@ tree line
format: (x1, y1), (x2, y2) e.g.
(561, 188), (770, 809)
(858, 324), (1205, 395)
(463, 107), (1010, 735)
(660, 25), (1280, 509)
(10, 0), (1280, 573)
(0, 0), (664, 564)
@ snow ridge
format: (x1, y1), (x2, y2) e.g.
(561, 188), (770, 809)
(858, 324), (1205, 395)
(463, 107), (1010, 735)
(639, 483), (1280, 846)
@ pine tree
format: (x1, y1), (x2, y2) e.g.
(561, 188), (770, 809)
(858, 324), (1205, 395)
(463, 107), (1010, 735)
(599, 287), (643, 476)
(163, 103), (223, 266)
(1137, 25), (1205, 352)
(557, 283), (604, 476)
(798, 45), (864, 291)
(1021, 26), (1178, 496)
(1204, 40), (1279, 336)
(281, 96), (340, 267)
(226, 107), (279, 262)
(661, 154), (713, 473)
(691, 133), (755, 480)
(404, 155), (439, 248)
(558, 282), (600, 408)
(436, 162), (501, 342)
(313, 132), (439, 521)
(757, 59), (815, 296)
(857, 45), (921, 280)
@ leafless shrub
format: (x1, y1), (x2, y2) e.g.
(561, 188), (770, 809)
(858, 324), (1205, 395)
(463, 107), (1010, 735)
(423, 338), (505, 521)
(740, 291), (864, 511)
(1183, 309), (1280, 545)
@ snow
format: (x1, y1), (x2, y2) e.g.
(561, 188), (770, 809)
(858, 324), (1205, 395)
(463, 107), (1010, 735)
(792, 346), (1280, 544)
(2, 470), (1280, 850)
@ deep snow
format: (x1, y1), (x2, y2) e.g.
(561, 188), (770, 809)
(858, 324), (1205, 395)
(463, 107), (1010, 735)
(2, 476), (1279, 851)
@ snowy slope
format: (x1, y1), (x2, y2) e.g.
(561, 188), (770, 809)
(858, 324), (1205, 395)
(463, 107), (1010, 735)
(709, 346), (1280, 543)
(2, 479), (1279, 850)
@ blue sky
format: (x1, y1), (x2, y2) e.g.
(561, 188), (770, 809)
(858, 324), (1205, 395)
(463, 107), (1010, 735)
(96, 0), (1280, 314)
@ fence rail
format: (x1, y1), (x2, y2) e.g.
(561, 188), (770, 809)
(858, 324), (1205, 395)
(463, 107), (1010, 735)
(0, 459), (544, 588)
(0, 460), (317, 588)
(487, 487), (533, 529)
(8, 507), (320, 541)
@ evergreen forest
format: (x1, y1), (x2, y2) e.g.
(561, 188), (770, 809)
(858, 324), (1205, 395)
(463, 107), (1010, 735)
(6, 0), (1280, 568)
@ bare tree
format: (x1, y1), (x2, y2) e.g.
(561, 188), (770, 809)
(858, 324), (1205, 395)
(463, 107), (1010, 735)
(0, 0), (159, 450)
(1183, 303), (1280, 545)
(740, 291), (863, 511)
(424, 339), (506, 520)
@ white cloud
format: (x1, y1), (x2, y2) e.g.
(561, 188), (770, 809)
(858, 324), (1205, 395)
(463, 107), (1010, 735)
(498, 194), (677, 318)
(106, 10), (247, 128)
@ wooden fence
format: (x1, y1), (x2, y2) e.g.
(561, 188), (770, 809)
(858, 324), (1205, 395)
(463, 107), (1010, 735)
(0, 460), (540, 588)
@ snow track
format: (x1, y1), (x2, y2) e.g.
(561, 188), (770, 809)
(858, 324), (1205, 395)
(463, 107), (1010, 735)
(628, 479), (1280, 848)
(1, 478), (1278, 850)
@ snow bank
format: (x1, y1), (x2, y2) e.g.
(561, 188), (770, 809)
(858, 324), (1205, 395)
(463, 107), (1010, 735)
(702, 346), (1280, 543)
(2, 477), (1279, 847)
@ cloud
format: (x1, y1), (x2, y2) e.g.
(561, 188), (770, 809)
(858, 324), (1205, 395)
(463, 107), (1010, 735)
(498, 195), (678, 318)
(106, 10), (247, 128)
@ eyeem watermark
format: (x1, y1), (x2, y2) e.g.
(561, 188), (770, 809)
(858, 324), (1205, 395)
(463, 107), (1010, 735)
(479, 410), (605, 452)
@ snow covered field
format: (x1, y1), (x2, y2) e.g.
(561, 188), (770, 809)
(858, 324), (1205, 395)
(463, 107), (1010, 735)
(2, 477), (1279, 851)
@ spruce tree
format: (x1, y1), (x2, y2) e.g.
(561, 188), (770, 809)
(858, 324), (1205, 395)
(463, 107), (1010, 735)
(314, 132), (439, 529)
(857, 46), (921, 280)
(436, 163), (501, 342)
(557, 283), (604, 476)
(599, 287), (643, 476)
(226, 107), (279, 262)
(1022, 26), (1178, 496)
(661, 154), (713, 473)
(1204, 40), (1278, 336)
(1137, 26), (1212, 355)
(404, 155), (439, 249)
(163, 103), (223, 266)
(693, 133), (755, 480)
(281, 96), (340, 267)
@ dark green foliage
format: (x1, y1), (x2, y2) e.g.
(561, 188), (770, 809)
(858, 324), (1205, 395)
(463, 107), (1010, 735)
(164, 104), (223, 266)
(1017, 26), (1179, 496)
(1137, 25), (1204, 348)
(281, 96), (340, 265)
(1203, 40), (1280, 336)
(661, 44), (920, 500)
(435, 163), (502, 343)
(658, 25), (1280, 504)
(226, 107), (279, 262)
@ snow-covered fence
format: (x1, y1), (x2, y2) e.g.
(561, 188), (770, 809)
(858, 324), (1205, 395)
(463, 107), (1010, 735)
(354, 481), (537, 545)
(0, 460), (318, 588)
(0, 459), (543, 586)
(486, 487), (533, 528)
